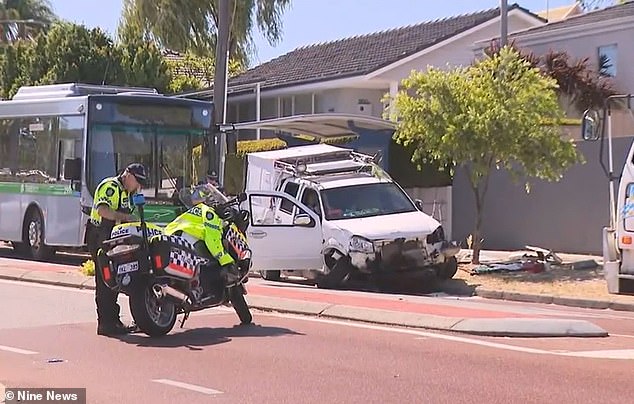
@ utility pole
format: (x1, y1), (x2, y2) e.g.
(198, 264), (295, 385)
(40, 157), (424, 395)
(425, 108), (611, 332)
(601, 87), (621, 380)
(213, 0), (231, 186)
(500, 0), (508, 47)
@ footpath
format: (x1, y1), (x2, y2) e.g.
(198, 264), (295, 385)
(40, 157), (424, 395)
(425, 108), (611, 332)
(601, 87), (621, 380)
(0, 250), (628, 338)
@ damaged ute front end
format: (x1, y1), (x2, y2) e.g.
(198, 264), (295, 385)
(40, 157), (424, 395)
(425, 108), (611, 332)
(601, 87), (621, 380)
(348, 225), (460, 279)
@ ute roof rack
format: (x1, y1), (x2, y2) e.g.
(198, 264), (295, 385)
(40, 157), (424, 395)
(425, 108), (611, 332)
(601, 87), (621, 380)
(273, 149), (380, 178)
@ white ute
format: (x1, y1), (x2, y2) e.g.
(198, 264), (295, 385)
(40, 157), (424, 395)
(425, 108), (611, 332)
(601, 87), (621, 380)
(242, 144), (459, 289)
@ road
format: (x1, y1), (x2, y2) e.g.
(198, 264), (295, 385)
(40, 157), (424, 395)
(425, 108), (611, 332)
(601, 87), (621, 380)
(1, 279), (633, 404)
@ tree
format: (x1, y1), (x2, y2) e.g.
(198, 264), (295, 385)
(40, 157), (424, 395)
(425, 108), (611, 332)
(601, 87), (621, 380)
(119, 38), (172, 92)
(0, 0), (56, 44)
(386, 47), (581, 264)
(164, 51), (245, 93)
(117, 0), (291, 66)
(0, 21), (171, 99)
(485, 41), (616, 113)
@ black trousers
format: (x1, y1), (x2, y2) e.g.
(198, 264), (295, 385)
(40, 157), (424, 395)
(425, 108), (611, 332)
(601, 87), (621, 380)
(86, 222), (121, 325)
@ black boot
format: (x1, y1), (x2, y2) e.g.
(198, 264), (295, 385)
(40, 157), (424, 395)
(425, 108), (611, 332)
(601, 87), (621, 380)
(97, 320), (137, 336)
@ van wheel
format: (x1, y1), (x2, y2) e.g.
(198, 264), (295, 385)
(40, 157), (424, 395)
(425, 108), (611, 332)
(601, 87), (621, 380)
(23, 208), (54, 261)
(260, 270), (281, 281)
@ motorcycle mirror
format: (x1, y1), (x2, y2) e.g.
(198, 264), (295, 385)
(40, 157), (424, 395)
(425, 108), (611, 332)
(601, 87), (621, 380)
(178, 188), (194, 208)
(237, 192), (247, 203)
(132, 193), (146, 206)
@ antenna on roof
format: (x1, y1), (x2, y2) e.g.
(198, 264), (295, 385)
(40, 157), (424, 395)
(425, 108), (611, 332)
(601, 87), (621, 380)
(101, 58), (110, 85)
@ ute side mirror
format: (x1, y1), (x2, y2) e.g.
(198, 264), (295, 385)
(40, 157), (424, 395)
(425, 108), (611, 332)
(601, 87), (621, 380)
(414, 199), (424, 211)
(63, 158), (82, 181)
(293, 213), (314, 227)
(581, 109), (601, 141)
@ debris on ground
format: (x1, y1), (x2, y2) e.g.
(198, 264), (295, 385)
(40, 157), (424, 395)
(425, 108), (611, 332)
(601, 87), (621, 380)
(457, 245), (600, 276)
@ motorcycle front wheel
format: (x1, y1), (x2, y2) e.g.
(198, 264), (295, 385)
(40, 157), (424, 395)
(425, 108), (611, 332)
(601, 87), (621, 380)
(129, 282), (177, 337)
(229, 285), (252, 325)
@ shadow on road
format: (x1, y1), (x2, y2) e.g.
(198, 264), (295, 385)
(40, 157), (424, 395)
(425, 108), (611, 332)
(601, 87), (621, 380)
(261, 276), (478, 298)
(118, 323), (304, 350)
(0, 244), (87, 267)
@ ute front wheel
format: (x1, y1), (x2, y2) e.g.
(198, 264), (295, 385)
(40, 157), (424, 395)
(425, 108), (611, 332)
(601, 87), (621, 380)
(437, 257), (458, 280)
(129, 283), (177, 337)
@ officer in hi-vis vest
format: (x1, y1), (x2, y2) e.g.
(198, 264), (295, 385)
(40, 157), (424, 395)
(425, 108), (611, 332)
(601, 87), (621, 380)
(87, 163), (147, 336)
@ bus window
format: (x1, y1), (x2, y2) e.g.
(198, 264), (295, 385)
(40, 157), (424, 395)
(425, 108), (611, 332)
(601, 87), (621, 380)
(58, 116), (84, 181)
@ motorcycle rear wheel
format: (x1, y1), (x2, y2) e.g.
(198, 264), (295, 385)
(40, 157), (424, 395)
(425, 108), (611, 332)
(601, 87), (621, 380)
(129, 283), (177, 337)
(229, 285), (252, 325)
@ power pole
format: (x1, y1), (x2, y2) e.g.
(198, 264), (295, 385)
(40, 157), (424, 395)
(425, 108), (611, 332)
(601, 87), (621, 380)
(500, 0), (508, 47)
(213, 0), (231, 186)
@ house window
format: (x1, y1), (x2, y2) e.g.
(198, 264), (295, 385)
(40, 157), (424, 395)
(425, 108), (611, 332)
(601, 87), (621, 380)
(598, 44), (617, 77)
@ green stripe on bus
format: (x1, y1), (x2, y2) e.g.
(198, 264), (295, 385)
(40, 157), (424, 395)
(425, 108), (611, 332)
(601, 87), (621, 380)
(0, 182), (78, 196)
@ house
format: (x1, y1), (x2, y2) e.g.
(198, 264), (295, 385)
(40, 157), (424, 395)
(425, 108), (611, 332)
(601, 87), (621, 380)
(182, 4), (547, 237)
(537, 3), (584, 21)
(449, 2), (634, 255)
(188, 3), (546, 142)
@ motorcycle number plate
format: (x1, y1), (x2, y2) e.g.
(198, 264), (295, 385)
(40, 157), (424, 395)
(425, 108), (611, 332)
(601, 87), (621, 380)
(117, 261), (139, 274)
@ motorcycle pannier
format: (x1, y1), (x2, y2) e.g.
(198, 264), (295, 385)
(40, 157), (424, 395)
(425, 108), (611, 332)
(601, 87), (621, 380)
(149, 234), (206, 280)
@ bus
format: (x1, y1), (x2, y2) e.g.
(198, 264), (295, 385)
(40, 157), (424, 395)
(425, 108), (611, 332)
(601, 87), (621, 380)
(0, 83), (217, 260)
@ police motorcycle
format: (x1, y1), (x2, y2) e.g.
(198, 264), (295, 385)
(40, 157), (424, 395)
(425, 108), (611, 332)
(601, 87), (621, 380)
(95, 184), (253, 337)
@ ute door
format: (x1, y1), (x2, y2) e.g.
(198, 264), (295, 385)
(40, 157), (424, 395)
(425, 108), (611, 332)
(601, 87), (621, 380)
(246, 190), (324, 272)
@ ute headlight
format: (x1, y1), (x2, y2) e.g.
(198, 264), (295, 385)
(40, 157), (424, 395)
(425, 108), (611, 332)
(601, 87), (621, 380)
(349, 236), (374, 254)
(426, 226), (445, 245)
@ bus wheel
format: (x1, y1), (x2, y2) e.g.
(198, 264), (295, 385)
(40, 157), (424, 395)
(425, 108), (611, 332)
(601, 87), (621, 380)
(23, 208), (54, 261)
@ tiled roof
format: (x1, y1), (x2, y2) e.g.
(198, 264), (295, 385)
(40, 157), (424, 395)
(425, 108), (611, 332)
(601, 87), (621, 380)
(227, 3), (543, 91)
(509, 1), (634, 39)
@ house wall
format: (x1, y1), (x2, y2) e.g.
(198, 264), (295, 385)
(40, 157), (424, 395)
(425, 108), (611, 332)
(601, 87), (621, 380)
(452, 20), (634, 254)
(315, 88), (387, 117)
(510, 22), (634, 95)
(452, 136), (634, 254)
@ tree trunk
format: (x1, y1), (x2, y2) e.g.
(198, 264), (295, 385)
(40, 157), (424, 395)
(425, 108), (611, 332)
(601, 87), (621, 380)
(466, 164), (492, 265)
(472, 196), (484, 265)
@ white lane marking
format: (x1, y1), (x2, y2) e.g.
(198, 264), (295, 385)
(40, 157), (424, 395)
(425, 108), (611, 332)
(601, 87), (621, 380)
(0, 344), (38, 355)
(258, 312), (634, 360)
(610, 333), (634, 339)
(151, 379), (223, 395)
(560, 349), (634, 360)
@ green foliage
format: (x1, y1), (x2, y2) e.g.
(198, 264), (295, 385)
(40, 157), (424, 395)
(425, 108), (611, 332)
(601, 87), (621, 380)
(81, 260), (95, 276)
(164, 51), (245, 94)
(0, 21), (171, 99)
(485, 41), (616, 112)
(236, 138), (287, 156)
(119, 38), (171, 92)
(117, 0), (291, 66)
(387, 46), (582, 263)
(0, 0), (57, 44)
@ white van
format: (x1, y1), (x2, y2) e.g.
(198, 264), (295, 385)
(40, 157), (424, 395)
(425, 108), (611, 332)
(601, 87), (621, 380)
(241, 144), (459, 289)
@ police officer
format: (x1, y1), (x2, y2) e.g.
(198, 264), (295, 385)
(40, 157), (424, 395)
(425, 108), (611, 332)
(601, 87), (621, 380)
(163, 188), (241, 286)
(87, 163), (147, 336)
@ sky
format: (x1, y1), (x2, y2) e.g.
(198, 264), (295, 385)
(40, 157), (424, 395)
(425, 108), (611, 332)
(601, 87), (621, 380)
(49, 0), (577, 67)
